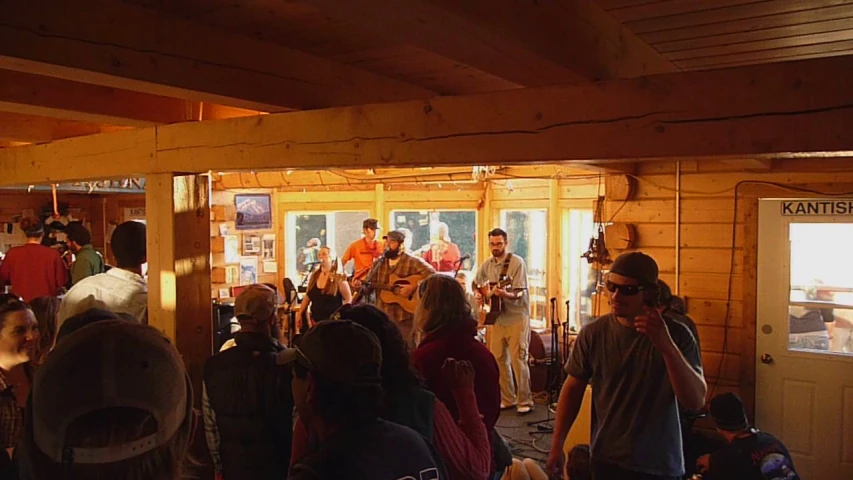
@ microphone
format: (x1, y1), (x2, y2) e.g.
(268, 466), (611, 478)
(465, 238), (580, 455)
(455, 254), (471, 264)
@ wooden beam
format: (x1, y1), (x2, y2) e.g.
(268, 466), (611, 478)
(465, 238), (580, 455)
(718, 158), (774, 171)
(0, 110), (127, 143)
(301, 0), (675, 84)
(0, 70), (265, 127)
(0, 0), (434, 112)
(146, 173), (212, 404)
(2, 56), (853, 185)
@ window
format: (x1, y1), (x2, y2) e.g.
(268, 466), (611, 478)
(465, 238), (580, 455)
(562, 209), (595, 331)
(788, 223), (853, 355)
(500, 209), (548, 328)
(285, 211), (369, 283)
(390, 210), (477, 272)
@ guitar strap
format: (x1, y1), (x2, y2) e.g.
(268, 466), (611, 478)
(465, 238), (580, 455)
(499, 253), (513, 280)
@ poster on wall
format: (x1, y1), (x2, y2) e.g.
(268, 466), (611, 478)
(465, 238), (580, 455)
(239, 256), (258, 285)
(262, 234), (276, 260)
(224, 235), (240, 264)
(235, 194), (272, 230)
(243, 235), (261, 254)
(225, 265), (238, 284)
(263, 260), (277, 274)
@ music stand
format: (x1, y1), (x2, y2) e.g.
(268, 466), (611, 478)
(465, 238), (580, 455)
(527, 298), (562, 433)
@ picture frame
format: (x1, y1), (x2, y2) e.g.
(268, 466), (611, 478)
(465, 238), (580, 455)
(235, 194), (272, 230)
(243, 234), (261, 254)
(262, 233), (276, 260)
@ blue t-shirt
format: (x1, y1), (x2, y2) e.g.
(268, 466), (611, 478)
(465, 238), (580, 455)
(564, 314), (703, 477)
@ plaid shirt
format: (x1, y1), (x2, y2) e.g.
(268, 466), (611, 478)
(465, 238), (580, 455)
(367, 252), (434, 324)
(0, 370), (23, 448)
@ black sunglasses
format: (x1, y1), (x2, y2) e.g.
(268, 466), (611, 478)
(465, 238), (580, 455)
(605, 281), (646, 296)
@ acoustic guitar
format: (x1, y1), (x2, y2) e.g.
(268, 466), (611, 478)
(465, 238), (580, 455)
(474, 276), (516, 325)
(361, 273), (427, 313)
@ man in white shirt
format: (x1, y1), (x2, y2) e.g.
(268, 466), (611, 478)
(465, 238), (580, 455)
(58, 221), (148, 326)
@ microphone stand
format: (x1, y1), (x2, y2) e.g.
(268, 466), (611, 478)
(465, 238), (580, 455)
(528, 297), (560, 432)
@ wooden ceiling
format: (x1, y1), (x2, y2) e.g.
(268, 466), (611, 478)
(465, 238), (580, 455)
(0, 0), (851, 148)
(599, 0), (853, 70)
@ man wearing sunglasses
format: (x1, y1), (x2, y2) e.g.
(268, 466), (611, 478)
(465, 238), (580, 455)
(547, 252), (706, 480)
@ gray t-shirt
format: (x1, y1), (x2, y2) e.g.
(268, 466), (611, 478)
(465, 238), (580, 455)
(474, 254), (529, 326)
(564, 314), (703, 477)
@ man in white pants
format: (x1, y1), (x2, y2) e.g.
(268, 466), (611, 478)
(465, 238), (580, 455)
(475, 228), (533, 414)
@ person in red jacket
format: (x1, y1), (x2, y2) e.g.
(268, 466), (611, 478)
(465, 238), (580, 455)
(413, 274), (504, 474)
(0, 217), (68, 302)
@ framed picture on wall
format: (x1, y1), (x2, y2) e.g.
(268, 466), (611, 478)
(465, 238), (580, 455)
(235, 194), (272, 230)
(243, 234), (261, 254)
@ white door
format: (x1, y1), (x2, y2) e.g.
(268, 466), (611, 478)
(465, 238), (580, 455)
(757, 199), (853, 479)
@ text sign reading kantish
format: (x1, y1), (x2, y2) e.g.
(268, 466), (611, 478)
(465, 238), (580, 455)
(781, 200), (853, 216)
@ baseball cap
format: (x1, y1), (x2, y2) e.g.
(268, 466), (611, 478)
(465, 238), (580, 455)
(609, 252), (659, 286)
(383, 229), (406, 243)
(234, 284), (279, 323)
(278, 320), (382, 386)
(362, 218), (381, 230)
(30, 321), (192, 464)
(710, 392), (750, 431)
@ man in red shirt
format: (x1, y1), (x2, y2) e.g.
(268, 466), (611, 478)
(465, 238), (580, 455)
(0, 217), (68, 301)
(341, 218), (382, 287)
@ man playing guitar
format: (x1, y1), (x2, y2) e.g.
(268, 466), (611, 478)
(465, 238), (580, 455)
(474, 228), (533, 414)
(341, 218), (383, 288)
(361, 229), (434, 347)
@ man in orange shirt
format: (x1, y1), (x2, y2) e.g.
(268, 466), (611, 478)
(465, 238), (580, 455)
(341, 218), (382, 287)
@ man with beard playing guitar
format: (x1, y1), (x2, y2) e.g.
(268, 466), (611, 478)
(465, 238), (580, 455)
(358, 229), (434, 348)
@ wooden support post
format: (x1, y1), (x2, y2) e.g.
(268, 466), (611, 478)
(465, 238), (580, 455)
(548, 179), (562, 315)
(374, 183), (386, 231)
(479, 182), (493, 265)
(146, 173), (212, 405)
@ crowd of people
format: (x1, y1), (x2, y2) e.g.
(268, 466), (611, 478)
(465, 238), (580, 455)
(0, 214), (802, 480)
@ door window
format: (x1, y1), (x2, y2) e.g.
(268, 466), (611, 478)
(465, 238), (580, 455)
(789, 223), (853, 355)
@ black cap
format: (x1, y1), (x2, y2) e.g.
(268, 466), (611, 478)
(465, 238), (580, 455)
(363, 218), (381, 230)
(609, 252), (659, 286)
(710, 392), (750, 431)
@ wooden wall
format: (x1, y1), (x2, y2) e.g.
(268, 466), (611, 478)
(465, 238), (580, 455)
(602, 158), (853, 420)
(210, 189), (278, 299)
(0, 191), (144, 259)
(211, 175), (602, 312)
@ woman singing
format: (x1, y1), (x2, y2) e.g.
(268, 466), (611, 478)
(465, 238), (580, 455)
(298, 246), (352, 325)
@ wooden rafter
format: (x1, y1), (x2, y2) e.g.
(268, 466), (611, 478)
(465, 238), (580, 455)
(0, 70), (266, 127)
(0, 0), (435, 112)
(0, 111), (128, 143)
(1, 56), (852, 185)
(301, 0), (676, 84)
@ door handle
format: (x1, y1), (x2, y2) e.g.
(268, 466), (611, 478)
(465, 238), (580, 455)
(760, 353), (774, 365)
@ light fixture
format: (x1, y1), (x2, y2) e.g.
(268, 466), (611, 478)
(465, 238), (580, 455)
(366, 169), (376, 176)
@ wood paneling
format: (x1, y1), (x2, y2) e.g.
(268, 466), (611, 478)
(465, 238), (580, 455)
(601, 0), (853, 71)
(603, 160), (853, 417)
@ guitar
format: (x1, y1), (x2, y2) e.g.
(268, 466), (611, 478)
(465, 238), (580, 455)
(474, 276), (519, 325)
(360, 273), (427, 314)
(348, 266), (372, 290)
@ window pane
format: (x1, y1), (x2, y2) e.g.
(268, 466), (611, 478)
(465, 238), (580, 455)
(563, 209), (595, 331)
(500, 209), (548, 327)
(285, 211), (369, 284)
(390, 210), (477, 271)
(788, 223), (853, 355)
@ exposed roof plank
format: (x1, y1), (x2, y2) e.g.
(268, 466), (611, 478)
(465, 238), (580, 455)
(0, 0), (435, 112)
(0, 111), (127, 143)
(300, 0), (676, 84)
(2, 56), (851, 185)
